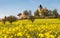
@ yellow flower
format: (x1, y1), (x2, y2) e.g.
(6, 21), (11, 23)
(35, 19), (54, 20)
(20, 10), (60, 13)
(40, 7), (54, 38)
(12, 28), (16, 32)
(17, 32), (23, 36)
(4, 35), (7, 38)
(38, 33), (44, 37)
(45, 32), (50, 36)
(50, 35), (55, 38)
(15, 27), (19, 30)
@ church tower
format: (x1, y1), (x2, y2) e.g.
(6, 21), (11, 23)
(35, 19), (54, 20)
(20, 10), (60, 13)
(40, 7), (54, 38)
(40, 4), (43, 10)
(38, 4), (43, 15)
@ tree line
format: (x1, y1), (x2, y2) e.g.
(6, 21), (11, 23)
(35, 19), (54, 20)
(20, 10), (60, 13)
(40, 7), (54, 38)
(1, 5), (60, 24)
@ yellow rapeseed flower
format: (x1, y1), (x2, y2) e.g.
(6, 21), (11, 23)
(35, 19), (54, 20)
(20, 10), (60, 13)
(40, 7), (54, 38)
(38, 33), (44, 37)
(17, 32), (23, 36)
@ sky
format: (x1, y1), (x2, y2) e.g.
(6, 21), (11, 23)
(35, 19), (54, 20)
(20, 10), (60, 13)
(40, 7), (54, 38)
(0, 0), (60, 18)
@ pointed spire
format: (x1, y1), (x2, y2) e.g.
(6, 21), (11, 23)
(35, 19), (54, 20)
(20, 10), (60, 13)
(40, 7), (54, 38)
(39, 4), (43, 9)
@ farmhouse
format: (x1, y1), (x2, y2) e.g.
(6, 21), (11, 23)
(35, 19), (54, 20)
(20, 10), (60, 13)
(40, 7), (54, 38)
(17, 13), (29, 19)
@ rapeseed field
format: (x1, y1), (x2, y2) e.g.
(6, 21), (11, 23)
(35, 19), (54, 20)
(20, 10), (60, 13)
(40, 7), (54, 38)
(0, 19), (60, 38)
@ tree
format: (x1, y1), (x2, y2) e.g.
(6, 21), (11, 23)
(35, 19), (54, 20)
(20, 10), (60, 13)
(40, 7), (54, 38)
(52, 9), (58, 18)
(6, 16), (17, 24)
(29, 16), (35, 23)
(23, 10), (32, 16)
(29, 10), (32, 16)
(2, 16), (7, 24)
(48, 10), (52, 16)
(23, 10), (29, 16)
(34, 9), (40, 17)
(41, 8), (49, 18)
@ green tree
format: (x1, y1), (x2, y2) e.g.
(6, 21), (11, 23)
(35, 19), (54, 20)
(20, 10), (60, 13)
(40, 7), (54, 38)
(29, 16), (35, 23)
(48, 10), (52, 16)
(52, 9), (58, 18)
(23, 10), (32, 16)
(41, 8), (49, 17)
(29, 10), (32, 16)
(6, 16), (17, 24)
(23, 10), (29, 16)
(34, 9), (40, 17)
(2, 16), (7, 24)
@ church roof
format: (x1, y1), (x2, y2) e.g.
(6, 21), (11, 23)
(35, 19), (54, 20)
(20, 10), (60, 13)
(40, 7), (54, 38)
(39, 4), (43, 9)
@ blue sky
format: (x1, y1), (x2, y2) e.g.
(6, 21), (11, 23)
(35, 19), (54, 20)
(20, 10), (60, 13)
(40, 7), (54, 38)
(0, 0), (60, 18)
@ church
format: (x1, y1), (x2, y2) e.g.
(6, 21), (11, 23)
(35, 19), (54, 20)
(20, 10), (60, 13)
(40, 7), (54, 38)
(38, 4), (49, 17)
(38, 4), (43, 16)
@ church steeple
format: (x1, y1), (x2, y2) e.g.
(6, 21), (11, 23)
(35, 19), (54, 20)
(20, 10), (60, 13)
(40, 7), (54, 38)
(39, 4), (43, 9)
(38, 4), (43, 15)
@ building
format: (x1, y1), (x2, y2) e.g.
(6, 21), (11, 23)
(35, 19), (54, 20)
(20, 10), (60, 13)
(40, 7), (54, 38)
(38, 4), (43, 16)
(17, 13), (29, 19)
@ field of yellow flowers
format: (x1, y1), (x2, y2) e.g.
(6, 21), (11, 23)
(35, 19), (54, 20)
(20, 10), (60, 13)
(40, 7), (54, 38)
(0, 19), (60, 38)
